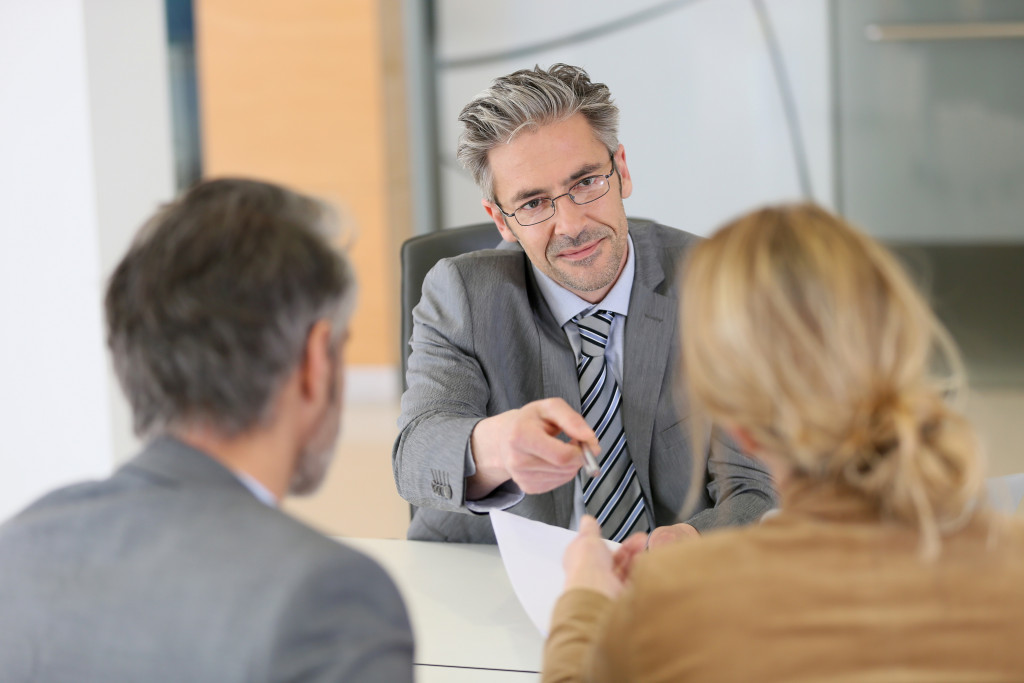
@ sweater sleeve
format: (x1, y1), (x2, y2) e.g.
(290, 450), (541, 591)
(542, 588), (614, 683)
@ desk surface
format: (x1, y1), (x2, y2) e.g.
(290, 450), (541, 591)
(343, 537), (544, 675)
(415, 665), (539, 682)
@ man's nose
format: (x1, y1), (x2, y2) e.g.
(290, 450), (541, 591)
(551, 194), (587, 237)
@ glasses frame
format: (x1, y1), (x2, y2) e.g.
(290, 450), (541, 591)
(495, 153), (618, 227)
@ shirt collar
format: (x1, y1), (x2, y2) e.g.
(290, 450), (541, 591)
(531, 233), (635, 327)
(231, 470), (278, 507)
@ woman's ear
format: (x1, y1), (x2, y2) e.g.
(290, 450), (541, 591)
(729, 426), (792, 486)
(730, 426), (761, 456)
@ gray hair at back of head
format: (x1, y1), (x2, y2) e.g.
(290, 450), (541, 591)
(105, 178), (357, 439)
(456, 63), (620, 201)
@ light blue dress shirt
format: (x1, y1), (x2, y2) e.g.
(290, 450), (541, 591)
(232, 469), (278, 507)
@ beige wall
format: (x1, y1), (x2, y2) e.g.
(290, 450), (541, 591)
(195, 0), (409, 367)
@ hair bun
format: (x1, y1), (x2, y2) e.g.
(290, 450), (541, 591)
(837, 388), (947, 487)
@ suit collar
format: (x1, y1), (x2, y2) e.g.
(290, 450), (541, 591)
(628, 220), (669, 292)
(123, 435), (255, 497)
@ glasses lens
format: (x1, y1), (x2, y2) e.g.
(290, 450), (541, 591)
(570, 176), (610, 205)
(515, 201), (554, 226)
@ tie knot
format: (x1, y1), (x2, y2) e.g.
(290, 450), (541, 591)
(575, 310), (614, 356)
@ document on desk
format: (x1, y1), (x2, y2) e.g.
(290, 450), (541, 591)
(490, 510), (619, 637)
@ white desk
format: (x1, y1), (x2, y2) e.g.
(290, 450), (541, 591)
(415, 665), (539, 682)
(342, 538), (543, 679)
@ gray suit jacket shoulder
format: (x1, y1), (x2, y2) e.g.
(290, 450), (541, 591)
(394, 220), (776, 543)
(0, 437), (414, 683)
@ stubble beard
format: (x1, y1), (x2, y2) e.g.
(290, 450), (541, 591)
(289, 367), (342, 497)
(289, 442), (335, 496)
(545, 226), (626, 293)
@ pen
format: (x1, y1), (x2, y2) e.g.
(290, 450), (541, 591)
(582, 445), (601, 477)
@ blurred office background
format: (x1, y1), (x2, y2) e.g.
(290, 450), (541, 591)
(1, 0), (1021, 536)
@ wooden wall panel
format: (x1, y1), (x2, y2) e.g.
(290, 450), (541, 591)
(195, 0), (408, 366)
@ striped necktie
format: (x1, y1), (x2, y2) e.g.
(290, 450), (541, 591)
(574, 310), (651, 541)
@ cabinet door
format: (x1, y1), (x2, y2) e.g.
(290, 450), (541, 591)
(835, 0), (1024, 241)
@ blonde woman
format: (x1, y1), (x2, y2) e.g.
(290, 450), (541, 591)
(542, 204), (1024, 682)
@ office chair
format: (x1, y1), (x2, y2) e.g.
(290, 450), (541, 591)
(400, 222), (500, 391)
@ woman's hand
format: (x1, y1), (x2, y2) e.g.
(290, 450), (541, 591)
(563, 516), (648, 598)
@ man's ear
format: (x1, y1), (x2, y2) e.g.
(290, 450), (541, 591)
(299, 319), (334, 404)
(482, 198), (519, 243)
(615, 144), (633, 200)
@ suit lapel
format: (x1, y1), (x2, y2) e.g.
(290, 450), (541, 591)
(621, 223), (676, 509)
(526, 263), (578, 528)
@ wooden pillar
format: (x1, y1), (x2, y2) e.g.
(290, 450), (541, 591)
(195, 0), (410, 370)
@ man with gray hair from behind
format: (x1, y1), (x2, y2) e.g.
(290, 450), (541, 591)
(0, 178), (414, 682)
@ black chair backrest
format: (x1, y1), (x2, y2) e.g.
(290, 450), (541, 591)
(400, 223), (500, 390)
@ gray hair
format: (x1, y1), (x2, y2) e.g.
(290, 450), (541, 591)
(456, 63), (619, 201)
(105, 178), (357, 439)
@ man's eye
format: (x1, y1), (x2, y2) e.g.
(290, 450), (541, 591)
(520, 199), (544, 211)
(576, 176), (597, 188)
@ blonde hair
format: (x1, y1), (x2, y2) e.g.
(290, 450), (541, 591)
(682, 203), (985, 558)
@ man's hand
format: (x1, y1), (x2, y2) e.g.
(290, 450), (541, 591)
(611, 531), (648, 583)
(647, 522), (700, 550)
(562, 516), (622, 598)
(467, 398), (599, 499)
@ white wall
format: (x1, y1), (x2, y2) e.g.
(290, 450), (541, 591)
(84, 0), (176, 465)
(435, 0), (833, 235)
(0, 1), (174, 522)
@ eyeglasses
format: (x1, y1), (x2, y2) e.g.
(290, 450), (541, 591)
(495, 155), (617, 227)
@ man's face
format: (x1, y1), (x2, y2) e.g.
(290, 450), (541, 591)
(483, 113), (633, 304)
(289, 335), (347, 496)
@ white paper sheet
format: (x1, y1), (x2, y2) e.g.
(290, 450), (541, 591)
(490, 510), (619, 637)
(987, 473), (1024, 514)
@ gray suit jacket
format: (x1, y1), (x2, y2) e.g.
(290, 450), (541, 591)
(0, 437), (413, 683)
(394, 220), (776, 543)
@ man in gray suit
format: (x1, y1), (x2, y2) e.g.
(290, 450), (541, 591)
(395, 64), (777, 545)
(0, 179), (413, 682)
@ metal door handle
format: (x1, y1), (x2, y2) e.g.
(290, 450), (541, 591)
(865, 22), (1024, 42)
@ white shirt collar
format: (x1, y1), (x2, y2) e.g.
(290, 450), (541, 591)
(530, 233), (635, 327)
